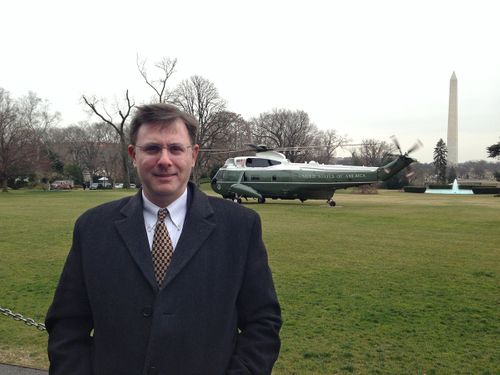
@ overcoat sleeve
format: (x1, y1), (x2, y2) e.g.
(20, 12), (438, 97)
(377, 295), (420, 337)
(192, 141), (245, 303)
(45, 218), (94, 375)
(226, 214), (282, 374)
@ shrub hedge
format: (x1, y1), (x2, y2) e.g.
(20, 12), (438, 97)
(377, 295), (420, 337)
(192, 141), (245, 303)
(403, 186), (426, 193)
(472, 186), (500, 194)
(403, 185), (500, 194)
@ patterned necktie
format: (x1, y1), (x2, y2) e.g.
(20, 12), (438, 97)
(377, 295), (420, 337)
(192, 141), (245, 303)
(152, 208), (174, 286)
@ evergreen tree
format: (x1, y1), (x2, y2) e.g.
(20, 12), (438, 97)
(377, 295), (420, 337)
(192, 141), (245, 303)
(433, 139), (448, 183)
(487, 139), (499, 182)
(486, 140), (500, 158)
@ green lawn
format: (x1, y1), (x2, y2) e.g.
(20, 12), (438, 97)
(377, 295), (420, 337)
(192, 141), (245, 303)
(1, 187), (499, 374)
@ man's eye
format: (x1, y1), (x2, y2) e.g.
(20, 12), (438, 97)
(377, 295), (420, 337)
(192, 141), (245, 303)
(168, 145), (185, 154)
(144, 145), (162, 154)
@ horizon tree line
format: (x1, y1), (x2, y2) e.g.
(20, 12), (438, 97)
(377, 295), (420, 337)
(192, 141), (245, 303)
(1, 55), (499, 190)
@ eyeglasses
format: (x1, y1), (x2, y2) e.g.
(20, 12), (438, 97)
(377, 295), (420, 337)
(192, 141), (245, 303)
(135, 143), (193, 157)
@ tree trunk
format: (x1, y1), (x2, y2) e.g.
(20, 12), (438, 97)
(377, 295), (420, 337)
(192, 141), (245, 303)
(119, 140), (131, 188)
(1, 176), (8, 192)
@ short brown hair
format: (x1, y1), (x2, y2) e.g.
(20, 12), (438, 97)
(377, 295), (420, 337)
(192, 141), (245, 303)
(129, 103), (198, 145)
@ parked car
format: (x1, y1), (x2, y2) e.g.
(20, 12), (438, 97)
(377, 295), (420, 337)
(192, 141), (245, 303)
(114, 183), (124, 189)
(89, 183), (100, 190)
(50, 180), (73, 190)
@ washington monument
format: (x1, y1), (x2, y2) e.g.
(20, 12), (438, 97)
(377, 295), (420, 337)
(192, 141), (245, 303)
(447, 71), (458, 165)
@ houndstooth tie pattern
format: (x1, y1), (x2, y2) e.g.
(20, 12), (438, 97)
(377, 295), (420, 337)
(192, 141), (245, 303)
(152, 208), (174, 286)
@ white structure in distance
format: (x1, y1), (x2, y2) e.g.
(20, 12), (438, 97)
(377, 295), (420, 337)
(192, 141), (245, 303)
(447, 72), (458, 165)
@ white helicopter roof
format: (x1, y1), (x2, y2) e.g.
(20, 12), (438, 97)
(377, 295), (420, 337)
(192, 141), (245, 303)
(223, 150), (378, 172)
(254, 151), (288, 161)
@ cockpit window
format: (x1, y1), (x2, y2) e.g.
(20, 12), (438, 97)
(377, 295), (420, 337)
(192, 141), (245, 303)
(246, 158), (281, 167)
(214, 170), (225, 179)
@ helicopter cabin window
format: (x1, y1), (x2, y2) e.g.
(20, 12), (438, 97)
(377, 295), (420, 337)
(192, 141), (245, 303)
(246, 158), (281, 167)
(223, 158), (235, 167)
(272, 175), (277, 181)
(251, 176), (260, 181)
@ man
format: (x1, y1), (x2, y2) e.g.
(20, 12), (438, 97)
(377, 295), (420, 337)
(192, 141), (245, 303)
(45, 103), (282, 375)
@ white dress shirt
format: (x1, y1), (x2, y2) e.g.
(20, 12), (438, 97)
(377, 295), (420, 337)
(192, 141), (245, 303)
(142, 189), (188, 251)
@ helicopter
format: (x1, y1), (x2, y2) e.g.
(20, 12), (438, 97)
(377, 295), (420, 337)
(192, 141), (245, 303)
(210, 139), (422, 206)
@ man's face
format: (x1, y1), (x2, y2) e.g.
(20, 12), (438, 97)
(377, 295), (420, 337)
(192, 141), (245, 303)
(128, 119), (199, 207)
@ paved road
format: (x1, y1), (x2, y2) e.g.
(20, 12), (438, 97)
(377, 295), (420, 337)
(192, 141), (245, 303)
(0, 364), (47, 375)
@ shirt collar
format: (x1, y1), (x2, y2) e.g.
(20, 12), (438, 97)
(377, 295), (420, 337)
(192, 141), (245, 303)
(142, 189), (188, 230)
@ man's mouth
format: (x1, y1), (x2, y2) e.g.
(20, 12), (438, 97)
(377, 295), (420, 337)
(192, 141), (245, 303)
(154, 171), (177, 178)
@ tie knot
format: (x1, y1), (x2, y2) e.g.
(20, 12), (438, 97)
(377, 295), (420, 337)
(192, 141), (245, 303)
(157, 208), (168, 221)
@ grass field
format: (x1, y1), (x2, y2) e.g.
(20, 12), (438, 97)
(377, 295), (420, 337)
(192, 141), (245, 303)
(1, 187), (499, 374)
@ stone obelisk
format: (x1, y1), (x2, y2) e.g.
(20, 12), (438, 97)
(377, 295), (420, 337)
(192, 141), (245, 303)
(447, 71), (458, 165)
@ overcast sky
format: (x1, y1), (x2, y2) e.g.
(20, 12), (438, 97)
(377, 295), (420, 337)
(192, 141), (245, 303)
(1, 0), (499, 163)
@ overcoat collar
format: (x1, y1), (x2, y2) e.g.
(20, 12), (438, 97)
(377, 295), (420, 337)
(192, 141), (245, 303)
(114, 182), (216, 291)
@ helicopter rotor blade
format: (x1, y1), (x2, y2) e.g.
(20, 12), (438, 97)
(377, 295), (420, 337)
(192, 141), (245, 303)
(390, 135), (402, 155)
(407, 139), (423, 154)
(245, 143), (272, 152)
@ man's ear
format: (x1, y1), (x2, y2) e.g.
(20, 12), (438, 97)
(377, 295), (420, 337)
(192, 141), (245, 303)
(128, 145), (136, 166)
(191, 144), (200, 167)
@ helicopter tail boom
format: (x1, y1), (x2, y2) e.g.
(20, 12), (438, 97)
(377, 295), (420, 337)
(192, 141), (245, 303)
(377, 155), (415, 181)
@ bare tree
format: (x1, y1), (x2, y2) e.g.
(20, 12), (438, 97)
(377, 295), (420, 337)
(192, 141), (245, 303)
(18, 91), (59, 135)
(251, 109), (318, 162)
(199, 111), (250, 176)
(49, 125), (87, 167)
(18, 92), (61, 178)
(0, 88), (58, 191)
(312, 129), (347, 164)
(173, 75), (227, 182)
(216, 112), (252, 153)
(137, 55), (177, 103)
(82, 91), (134, 187)
(49, 122), (121, 180)
(351, 138), (396, 166)
(0, 88), (23, 191)
(251, 110), (286, 148)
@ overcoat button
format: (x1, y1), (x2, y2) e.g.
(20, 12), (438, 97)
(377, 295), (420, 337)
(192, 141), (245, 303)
(142, 306), (153, 317)
(148, 366), (158, 375)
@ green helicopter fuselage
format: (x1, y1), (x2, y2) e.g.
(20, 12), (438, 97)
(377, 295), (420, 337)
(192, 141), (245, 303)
(210, 150), (414, 203)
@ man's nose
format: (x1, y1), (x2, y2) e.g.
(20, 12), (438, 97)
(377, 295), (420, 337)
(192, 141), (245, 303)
(157, 148), (173, 165)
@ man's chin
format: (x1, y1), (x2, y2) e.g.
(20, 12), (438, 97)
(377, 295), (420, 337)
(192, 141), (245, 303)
(144, 185), (180, 205)
(154, 183), (176, 194)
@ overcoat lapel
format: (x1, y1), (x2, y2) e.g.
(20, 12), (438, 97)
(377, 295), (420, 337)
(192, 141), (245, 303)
(162, 184), (216, 289)
(114, 192), (158, 290)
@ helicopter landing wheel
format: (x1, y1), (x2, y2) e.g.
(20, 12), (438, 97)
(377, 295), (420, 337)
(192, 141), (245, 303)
(257, 197), (266, 204)
(233, 197), (242, 204)
(327, 199), (336, 207)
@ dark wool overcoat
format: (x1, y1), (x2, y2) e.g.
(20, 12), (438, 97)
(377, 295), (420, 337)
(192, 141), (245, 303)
(46, 183), (281, 375)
